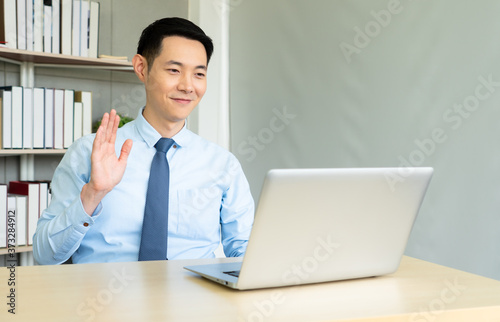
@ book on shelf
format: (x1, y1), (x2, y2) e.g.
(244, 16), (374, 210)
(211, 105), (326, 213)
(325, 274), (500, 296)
(14, 194), (27, 246)
(0, 86), (23, 149)
(63, 89), (74, 148)
(0, 88), (12, 149)
(0, 181), (50, 249)
(52, 0), (60, 54)
(6, 193), (27, 246)
(72, 0), (80, 56)
(9, 181), (40, 246)
(34, 180), (50, 217)
(29, 180), (51, 243)
(88, 1), (99, 58)
(0, 0), (17, 49)
(0, 184), (6, 248)
(16, 0), (26, 50)
(22, 87), (33, 149)
(44, 87), (54, 148)
(73, 101), (82, 141)
(26, 0), (34, 51)
(1, 0), (102, 58)
(60, 0), (72, 55)
(43, 0), (52, 53)
(32, 87), (44, 148)
(0, 86), (92, 150)
(82, 93), (91, 136)
(33, 0), (43, 52)
(6, 195), (15, 245)
(11, 86), (23, 148)
(75, 90), (92, 136)
(53, 88), (64, 149)
(79, 0), (88, 57)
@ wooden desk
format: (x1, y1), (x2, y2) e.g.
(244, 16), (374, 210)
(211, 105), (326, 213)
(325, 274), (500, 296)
(1, 256), (500, 321)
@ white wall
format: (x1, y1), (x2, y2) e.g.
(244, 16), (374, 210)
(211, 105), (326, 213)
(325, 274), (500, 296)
(229, 0), (500, 280)
(188, 0), (230, 149)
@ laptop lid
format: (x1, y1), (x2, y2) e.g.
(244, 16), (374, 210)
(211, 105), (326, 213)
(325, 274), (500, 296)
(185, 167), (433, 290)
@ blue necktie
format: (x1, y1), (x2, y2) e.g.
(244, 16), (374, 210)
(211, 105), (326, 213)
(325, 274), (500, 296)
(138, 138), (175, 261)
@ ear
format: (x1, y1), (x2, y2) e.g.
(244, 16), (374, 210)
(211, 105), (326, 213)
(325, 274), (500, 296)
(132, 54), (148, 83)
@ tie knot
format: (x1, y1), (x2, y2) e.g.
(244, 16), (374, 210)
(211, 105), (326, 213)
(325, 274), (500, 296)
(155, 138), (174, 153)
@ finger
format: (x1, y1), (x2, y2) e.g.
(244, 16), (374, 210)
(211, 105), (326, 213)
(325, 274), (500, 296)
(105, 109), (117, 141)
(91, 123), (106, 162)
(100, 112), (110, 130)
(95, 112), (109, 145)
(107, 114), (120, 146)
(118, 139), (133, 163)
(113, 113), (120, 135)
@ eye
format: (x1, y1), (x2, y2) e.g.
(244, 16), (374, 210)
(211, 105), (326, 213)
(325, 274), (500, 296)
(195, 72), (206, 78)
(167, 68), (180, 74)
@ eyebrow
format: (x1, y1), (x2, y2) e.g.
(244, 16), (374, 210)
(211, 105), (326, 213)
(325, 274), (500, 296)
(165, 60), (207, 71)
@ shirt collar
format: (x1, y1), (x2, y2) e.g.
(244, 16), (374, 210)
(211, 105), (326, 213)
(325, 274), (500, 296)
(135, 107), (195, 148)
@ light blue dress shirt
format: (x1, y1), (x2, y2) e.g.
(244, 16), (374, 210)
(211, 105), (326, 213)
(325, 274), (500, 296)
(33, 108), (255, 264)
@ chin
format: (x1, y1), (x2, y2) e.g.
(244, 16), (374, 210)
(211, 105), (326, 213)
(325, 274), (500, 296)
(171, 114), (191, 123)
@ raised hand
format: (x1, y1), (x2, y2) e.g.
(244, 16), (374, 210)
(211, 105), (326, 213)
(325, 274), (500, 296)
(80, 109), (133, 215)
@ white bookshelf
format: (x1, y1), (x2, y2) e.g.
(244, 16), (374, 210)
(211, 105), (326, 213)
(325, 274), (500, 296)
(0, 47), (132, 180)
(0, 246), (32, 256)
(0, 149), (67, 156)
(0, 48), (132, 259)
(0, 47), (132, 69)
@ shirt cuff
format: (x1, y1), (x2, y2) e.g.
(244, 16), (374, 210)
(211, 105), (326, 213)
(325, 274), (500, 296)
(73, 198), (103, 234)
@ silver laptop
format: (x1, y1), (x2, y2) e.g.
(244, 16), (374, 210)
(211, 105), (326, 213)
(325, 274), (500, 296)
(184, 167), (433, 290)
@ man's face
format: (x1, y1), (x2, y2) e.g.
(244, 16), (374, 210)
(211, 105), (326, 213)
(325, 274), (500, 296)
(142, 36), (207, 131)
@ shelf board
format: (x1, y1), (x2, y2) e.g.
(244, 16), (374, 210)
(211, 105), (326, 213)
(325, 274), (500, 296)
(0, 149), (67, 156)
(0, 47), (132, 69)
(0, 245), (33, 255)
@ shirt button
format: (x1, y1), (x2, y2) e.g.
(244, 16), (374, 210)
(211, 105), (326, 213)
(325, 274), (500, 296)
(83, 223), (89, 227)
(173, 145), (177, 149)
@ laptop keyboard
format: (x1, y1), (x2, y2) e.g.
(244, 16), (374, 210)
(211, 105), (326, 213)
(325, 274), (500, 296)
(223, 270), (240, 278)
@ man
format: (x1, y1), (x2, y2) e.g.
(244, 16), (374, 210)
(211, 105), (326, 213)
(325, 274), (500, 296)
(33, 17), (254, 264)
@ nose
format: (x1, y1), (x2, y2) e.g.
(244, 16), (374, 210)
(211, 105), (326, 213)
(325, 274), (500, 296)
(178, 74), (194, 94)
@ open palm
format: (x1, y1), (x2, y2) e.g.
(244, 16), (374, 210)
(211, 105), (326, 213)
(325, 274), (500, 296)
(81, 109), (133, 215)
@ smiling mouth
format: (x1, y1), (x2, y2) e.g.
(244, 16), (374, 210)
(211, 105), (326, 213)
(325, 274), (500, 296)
(171, 98), (192, 104)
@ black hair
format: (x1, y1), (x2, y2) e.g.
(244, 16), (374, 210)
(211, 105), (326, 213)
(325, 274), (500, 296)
(137, 17), (214, 70)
